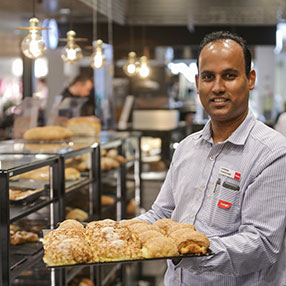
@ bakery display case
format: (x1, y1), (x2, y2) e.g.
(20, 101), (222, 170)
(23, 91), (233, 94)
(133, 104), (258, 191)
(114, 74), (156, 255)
(0, 153), (60, 286)
(0, 130), (143, 286)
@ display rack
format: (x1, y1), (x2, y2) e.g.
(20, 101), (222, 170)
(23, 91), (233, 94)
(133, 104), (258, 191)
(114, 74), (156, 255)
(0, 153), (59, 286)
(0, 131), (143, 286)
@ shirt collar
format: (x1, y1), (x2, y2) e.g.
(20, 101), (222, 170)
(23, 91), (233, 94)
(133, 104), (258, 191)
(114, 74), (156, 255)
(199, 110), (256, 146)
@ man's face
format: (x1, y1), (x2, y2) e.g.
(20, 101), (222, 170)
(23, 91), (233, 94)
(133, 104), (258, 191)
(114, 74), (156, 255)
(195, 39), (256, 125)
(79, 80), (93, 97)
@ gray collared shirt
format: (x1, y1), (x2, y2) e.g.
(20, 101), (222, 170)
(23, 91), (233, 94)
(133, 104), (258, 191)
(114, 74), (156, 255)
(138, 110), (286, 286)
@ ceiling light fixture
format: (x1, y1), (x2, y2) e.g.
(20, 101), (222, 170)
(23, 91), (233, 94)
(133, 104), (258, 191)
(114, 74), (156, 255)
(60, 0), (87, 64)
(91, 39), (106, 69)
(17, 1), (48, 59)
(61, 30), (84, 63)
(138, 26), (151, 79)
(138, 55), (150, 78)
(90, 0), (106, 69)
(123, 51), (138, 77)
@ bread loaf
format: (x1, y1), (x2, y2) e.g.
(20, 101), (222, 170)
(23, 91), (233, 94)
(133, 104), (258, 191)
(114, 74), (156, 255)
(23, 126), (73, 141)
(67, 116), (101, 137)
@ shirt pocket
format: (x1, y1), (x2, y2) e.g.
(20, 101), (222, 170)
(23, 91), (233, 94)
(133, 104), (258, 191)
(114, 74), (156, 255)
(210, 179), (241, 233)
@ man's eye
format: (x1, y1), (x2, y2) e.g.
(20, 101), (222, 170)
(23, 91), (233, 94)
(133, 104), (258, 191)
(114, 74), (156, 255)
(201, 74), (213, 81)
(225, 73), (236, 79)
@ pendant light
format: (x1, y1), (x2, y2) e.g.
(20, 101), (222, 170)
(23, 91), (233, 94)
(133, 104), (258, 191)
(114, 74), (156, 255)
(138, 27), (151, 78)
(123, 0), (138, 77)
(60, 0), (87, 64)
(138, 55), (150, 78)
(90, 0), (106, 69)
(17, 0), (47, 59)
(61, 30), (84, 63)
(123, 51), (138, 76)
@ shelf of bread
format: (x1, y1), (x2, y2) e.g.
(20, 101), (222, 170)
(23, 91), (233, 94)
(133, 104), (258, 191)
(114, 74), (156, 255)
(43, 218), (211, 268)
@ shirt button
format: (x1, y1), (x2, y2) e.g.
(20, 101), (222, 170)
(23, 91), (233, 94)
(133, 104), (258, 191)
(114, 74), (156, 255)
(210, 156), (215, 161)
(190, 214), (194, 219)
(175, 274), (179, 279)
(199, 186), (204, 191)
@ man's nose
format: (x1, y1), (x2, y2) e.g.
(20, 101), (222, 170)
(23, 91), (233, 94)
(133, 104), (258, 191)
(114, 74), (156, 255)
(212, 77), (225, 95)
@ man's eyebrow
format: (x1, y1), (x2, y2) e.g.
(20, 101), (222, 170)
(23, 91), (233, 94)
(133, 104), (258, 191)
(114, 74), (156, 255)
(200, 68), (238, 74)
(222, 68), (238, 73)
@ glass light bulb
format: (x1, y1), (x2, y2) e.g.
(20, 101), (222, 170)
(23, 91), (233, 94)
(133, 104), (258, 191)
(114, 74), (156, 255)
(61, 42), (83, 63)
(138, 56), (151, 78)
(91, 42), (106, 69)
(123, 51), (138, 77)
(21, 30), (46, 59)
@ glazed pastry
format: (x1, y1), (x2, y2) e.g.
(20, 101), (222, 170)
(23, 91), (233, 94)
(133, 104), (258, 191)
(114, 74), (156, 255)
(127, 222), (164, 235)
(166, 222), (195, 236)
(136, 230), (165, 244)
(153, 218), (177, 235)
(169, 229), (210, 254)
(141, 236), (179, 258)
(10, 231), (38, 245)
(43, 236), (91, 266)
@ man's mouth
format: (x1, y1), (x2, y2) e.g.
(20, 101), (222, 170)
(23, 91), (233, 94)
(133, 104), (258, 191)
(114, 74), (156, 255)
(211, 98), (228, 102)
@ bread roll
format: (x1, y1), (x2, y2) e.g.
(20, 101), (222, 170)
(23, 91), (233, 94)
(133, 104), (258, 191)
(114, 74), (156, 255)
(67, 116), (101, 137)
(66, 208), (88, 222)
(101, 195), (115, 206)
(23, 126), (73, 141)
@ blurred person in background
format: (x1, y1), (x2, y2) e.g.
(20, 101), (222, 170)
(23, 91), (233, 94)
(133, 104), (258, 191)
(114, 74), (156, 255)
(61, 73), (95, 116)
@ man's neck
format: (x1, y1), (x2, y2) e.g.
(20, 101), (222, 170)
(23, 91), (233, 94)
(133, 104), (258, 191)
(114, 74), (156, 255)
(211, 112), (248, 144)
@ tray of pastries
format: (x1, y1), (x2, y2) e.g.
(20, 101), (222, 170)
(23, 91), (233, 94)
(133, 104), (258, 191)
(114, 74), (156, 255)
(9, 186), (46, 204)
(43, 218), (212, 268)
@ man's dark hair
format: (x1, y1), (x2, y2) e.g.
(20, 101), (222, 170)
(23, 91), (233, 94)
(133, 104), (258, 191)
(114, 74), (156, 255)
(197, 31), (252, 77)
(70, 73), (93, 86)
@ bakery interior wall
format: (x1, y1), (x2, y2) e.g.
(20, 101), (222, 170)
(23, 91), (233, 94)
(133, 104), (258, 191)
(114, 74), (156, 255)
(0, 0), (282, 139)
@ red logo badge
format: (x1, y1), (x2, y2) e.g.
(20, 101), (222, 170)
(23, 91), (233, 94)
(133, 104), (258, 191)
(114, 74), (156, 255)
(218, 200), (232, 209)
(234, 172), (241, 181)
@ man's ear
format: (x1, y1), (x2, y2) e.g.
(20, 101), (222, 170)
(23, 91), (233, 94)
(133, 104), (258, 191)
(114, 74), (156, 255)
(248, 70), (256, 91)
(195, 74), (199, 94)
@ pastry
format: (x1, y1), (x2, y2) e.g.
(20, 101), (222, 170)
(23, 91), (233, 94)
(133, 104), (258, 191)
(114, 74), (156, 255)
(166, 222), (195, 236)
(10, 230), (39, 245)
(43, 236), (91, 266)
(101, 157), (120, 171)
(19, 167), (80, 181)
(42, 218), (210, 266)
(66, 208), (88, 222)
(66, 116), (101, 137)
(136, 230), (165, 244)
(141, 237), (178, 258)
(23, 126), (73, 141)
(153, 218), (177, 235)
(169, 229), (210, 255)
(85, 221), (141, 262)
(127, 222), (163, 235)
(106, 149), (126, 164)
(101, 195), (115, 206)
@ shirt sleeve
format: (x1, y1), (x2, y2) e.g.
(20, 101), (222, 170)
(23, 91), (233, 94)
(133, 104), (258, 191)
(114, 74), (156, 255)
(177, 149), (286, 276)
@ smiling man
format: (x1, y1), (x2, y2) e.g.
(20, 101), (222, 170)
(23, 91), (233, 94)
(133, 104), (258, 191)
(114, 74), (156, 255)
(137, 31), (286, 285)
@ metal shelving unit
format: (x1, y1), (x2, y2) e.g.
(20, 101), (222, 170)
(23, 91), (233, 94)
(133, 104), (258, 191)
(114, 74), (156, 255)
(0, 153), (60, 286)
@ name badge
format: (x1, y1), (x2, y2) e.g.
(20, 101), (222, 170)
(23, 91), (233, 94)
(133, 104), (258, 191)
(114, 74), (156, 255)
(219, 167), (241, 181)
(218, 200), (232, 209)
